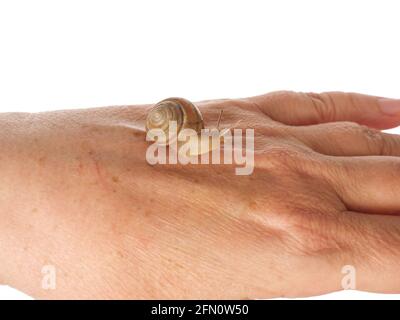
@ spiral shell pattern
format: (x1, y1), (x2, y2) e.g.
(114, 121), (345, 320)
(146, 98), (204, 145)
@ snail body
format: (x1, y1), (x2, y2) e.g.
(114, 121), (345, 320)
(146, 97), (228, 156)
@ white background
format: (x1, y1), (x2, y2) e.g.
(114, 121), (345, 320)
(0, 0), (399, 300)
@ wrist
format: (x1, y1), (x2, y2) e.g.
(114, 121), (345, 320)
(0, 106), (150, 297)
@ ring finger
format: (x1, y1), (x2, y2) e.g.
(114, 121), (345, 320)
(288, 122), (400, 157)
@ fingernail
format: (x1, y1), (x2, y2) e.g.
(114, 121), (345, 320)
(379, 98), (400, 115)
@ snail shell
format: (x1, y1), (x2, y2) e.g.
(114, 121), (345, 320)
(145, 97), (204, 146)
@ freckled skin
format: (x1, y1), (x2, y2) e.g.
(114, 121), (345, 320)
(112, 176), (119, 183)
(1, 92), (400, 299)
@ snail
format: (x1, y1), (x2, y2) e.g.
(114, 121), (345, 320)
(146, 97), (229, 156)
(145, 97), (204, 146)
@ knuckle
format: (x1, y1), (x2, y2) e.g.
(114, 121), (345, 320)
(361, 127), (388, 155)
(334, 121), (363, 134)
(244, 167), (343, 256)
(330, 122), (389, 154)
(278, 206), (343, 255)
(262, 90), (302, 112)
(304, 92), (337, 123)
(336, 121), (377, 139)
(268, 90), (298, 102)
(340, 122), (388, 155)
(356, 123), (380, 139)
(257, 140), (322, 177)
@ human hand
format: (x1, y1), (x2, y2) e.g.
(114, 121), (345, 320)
(1, 91), (400, 299)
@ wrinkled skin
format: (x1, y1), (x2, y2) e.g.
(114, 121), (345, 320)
(1, 91), (400, 299)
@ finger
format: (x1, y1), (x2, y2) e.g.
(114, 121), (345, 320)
(322, 156), (400, 214)
(331, 210), (400, 293)
(250, 91), (400, 129)
(289, 122), (400, 156)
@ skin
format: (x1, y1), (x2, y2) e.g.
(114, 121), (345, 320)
(1, 91), (400, 299)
